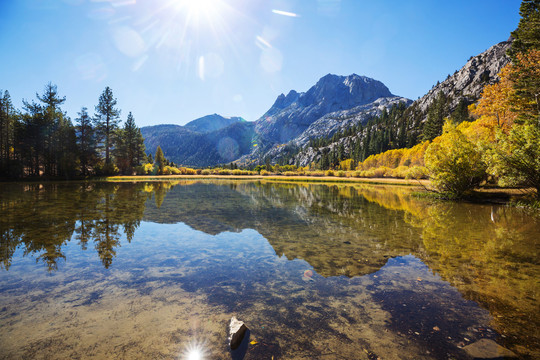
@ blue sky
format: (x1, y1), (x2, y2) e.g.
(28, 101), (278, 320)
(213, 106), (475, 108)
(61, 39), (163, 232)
(1, 0), (521, 127)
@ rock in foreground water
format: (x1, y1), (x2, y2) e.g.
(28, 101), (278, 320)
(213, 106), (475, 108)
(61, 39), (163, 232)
(229, 317), (248, 350)
(462, 339), (517, 359)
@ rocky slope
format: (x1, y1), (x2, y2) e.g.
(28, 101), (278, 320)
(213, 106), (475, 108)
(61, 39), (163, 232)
(292, 96), (411, 148)
(239, 74), (410, 164)
(415, 39), (512, 119)
(277, 39), (513, 167)
(255, 74), (403, 146)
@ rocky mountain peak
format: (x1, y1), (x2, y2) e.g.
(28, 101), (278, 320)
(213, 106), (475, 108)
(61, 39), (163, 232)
(254, 73), (399, 145)
(264, 90), (300, 117)
(300, 73), (392, 108)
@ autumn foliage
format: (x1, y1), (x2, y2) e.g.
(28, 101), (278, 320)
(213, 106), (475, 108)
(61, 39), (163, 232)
(469, 64), (517, 134)
(425, 48), (540, 197)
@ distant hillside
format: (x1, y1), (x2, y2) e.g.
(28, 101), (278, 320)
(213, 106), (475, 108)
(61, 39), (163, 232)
(184, 114), (245, 133)
(141, 121), (255, 167)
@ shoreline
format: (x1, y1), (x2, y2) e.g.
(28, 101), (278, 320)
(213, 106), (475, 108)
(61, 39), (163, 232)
(2, 175), (534, 203)
(105, 174), (430, 186)
(105, 175), (539, 204)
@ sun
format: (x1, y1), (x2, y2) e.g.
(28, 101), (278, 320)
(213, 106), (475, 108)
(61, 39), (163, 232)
(185, 0), (218, 12)
(174, 0), (223, 22)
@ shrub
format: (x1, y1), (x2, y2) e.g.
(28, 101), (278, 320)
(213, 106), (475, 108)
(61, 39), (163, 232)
(134, 165), (146, 175)
(143, 163), (154, 175)
(165, 166), (181, 175)
(425, 123), (487, 198)
(260, 170), (270, 176)
(491, 124), (540, 198)
(325, 170), (335, 176)
(95, 162), (119, 176)
(372, 167), (389, 178)
(201, 169), (211, 175)
(232, 169), (243, 175)
(336, 170), (346, 177)
(405, 166), (428, 180)
(363, 169), (376, 178)
(339, 159), (356, 171)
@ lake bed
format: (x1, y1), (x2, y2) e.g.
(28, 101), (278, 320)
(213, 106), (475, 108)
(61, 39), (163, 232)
(1, 181), (538, 359)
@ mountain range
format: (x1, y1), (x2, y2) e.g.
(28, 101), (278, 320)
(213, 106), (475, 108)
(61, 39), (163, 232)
(141, 39), (511, 168)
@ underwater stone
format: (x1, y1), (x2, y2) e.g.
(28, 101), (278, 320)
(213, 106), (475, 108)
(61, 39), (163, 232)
(462, 339), (517, 359)
(229, 316), (248, 350)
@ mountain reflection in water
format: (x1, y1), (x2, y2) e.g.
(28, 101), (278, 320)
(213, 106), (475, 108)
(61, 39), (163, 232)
(0, 180), (538, 359)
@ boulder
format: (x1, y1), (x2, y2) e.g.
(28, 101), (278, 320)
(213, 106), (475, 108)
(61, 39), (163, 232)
(229, 316), (248, 350)
(462, 338), (517, 359)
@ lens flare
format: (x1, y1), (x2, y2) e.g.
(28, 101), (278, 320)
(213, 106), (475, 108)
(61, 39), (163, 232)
(272, 9), (300, 17)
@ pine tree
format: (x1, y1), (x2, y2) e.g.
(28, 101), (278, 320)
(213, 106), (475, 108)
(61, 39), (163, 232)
(338, 142), (345, 161)
(114, 112), (145, 174)
(0, 90), (15, 176)
(135, 128), (146, 166)
(75, 107), (98, 176)
(18, 83), (76, 177)
(94, 87), (121, 165)
(509, 0), (540, 58)
(422, 91), (447, 141)
(451, 99), (471, 124)
(37, 83), (67, 176)
(320, 149), (329, 169)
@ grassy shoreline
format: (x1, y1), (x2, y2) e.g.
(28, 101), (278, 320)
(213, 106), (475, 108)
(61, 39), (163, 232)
(105, 174), (430, 186)
(104, 174), (537, 204)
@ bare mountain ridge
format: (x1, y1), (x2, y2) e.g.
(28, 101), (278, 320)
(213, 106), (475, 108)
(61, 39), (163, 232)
(416, 39), (512, 119)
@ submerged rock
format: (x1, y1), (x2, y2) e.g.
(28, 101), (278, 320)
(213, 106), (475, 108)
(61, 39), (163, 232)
(462, 339), (517, 359)
(229, 316), (248, 350)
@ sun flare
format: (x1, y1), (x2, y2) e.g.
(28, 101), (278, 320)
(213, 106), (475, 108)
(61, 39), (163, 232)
(180, 341), (208, 360)
(174, 0), (222, 21)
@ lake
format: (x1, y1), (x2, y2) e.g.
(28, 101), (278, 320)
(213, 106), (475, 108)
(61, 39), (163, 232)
(0, 180), (538, 359)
